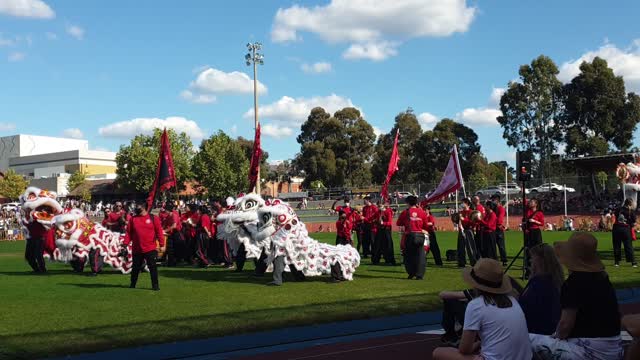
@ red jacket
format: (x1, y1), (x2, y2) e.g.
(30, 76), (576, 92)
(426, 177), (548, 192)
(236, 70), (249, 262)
(125, 214), (164, 254)
(396, 206), (429, 233)
(425, 213), (436, 232)
(380, 207), (394, 228)
(496, 204), (506, 230)
(362, 204), (379, 225)
(336, 219), (352, 239)
(199, 214), (212, 236)
(106, 210), (129, 232)
(526, 208), (545, 230)
(481, 211), (497, 233)
(459, 208), (474, 228)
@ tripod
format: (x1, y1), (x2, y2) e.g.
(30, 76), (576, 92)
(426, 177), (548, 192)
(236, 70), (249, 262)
(505, 180), (529, 280)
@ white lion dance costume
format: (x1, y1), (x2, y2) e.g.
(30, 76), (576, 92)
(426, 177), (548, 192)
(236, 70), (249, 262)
(51, 209), (133, 274)
(255, 198), (360, 281)
(19, 187), (63, 272)
(616, 154), (640, 209)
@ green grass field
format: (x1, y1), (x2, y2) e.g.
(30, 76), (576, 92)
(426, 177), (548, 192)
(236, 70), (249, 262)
(1, 231), (639, 359)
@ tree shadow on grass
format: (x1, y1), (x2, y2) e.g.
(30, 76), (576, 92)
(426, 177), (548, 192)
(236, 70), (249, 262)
(159, 268), (342, 284)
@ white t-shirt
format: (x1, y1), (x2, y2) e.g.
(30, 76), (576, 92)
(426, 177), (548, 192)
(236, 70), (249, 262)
(464, 295), (532, 360)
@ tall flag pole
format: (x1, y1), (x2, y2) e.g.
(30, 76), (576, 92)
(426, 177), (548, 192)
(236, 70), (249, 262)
(147, 128), (177, 212)
(381, 129), (400, 203)
(248, 123), (262, 193)
(423, 144), (464, 205)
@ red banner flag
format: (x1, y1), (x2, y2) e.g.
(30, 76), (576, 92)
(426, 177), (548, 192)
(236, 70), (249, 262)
(381, 129), (400, 202)
(248, 123), (262, 193)
(147, 129), (177, 211)
(422, 145), (464, 205)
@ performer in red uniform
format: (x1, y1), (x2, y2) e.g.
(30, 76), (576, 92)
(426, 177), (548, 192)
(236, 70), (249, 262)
(361, 196), (379, 258)
(352, 209), (364, 253)
(24, 220), (50, 273)
(372, 202), (397, 265)
(480, 201), (498, 260)
(396, 196), (428, 279)
(491, 194), (508, 266)
(335, 211), (353, 246)
(104, 202), (129, 233)
(195, 206), (211, 267)
(332, 196), (353, 218)
(472, 196), (485, 253)
(181, 203), (200, 264)
(524, 198), (544, 278)
(423, 205), (443, 266)
(456, 198), (478, 267)
(125, 203), (165, 291)
(163, 202), (185, 266)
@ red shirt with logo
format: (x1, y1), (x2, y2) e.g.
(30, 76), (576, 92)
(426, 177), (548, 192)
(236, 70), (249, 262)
(396, 206), (429, 233)
(425, 213), (436, 232)
(362, 204), (379, 225)
(125, 214), (164, 254)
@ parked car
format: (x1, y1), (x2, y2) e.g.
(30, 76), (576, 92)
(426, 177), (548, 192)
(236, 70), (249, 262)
(475, 186), (505, 197)
(503, 183), (528, 196)
(394, 191), (416, 199)
(529, 183), (576, 193)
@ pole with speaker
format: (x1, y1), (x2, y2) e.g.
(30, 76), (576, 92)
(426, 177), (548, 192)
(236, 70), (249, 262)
(505, 151), (532, 279)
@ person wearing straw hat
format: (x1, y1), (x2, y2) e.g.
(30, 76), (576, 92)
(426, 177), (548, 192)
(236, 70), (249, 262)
(530, 233), (623, 360)
(433, 258), (532, 360)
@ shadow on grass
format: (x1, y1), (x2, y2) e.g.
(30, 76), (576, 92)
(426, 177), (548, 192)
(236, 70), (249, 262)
(60, 283), (130, 289)
(0, 292), (442, 360)
(160, 268), (346, 284)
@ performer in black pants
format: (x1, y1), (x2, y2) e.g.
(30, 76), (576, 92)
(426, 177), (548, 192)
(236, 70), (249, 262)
(125, 203), (165, 291)
(423, 206), (442, 266)
(361, 196), (378, 258)
(396, 196), (428, 280)
(88, 248), (104, 276)
(372, 202), (396, 265)
(524, 198), (544, 279)
(613, 198), (638, 267)
(480, 201), (498, 260)
(456, 198), (478, 267)
(24, 223), (48, 273)
(491, 194), (508, 266)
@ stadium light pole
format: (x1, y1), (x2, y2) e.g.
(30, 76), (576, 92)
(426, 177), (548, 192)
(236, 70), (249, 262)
(246, 42), (264, 193)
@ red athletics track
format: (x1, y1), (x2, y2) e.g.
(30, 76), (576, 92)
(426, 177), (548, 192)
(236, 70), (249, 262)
(234, 303), (640, 360)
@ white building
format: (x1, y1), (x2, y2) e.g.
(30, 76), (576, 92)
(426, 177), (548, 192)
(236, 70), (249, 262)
(0, 134), (89, 172)
(10, 149), (117, 178)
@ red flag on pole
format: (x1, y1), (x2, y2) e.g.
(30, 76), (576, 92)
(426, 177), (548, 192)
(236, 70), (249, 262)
(147, 129), (177, 211)
(248, 123), (262, 193)
(422, 144), (464, 205)
(381, 130), (400, 202)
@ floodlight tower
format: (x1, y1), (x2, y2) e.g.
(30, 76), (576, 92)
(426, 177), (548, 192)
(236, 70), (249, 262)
(246, 42), (264, 193)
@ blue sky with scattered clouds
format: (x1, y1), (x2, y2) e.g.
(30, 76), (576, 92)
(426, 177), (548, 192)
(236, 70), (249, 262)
(1, 0), (640, 165)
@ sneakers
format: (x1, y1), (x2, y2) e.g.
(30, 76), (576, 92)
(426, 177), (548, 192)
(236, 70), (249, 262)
(633, 263), (638, 268)
(614, 263), (620, 267)
(266, 281), (281, 286)
(152, 286), (160, 291)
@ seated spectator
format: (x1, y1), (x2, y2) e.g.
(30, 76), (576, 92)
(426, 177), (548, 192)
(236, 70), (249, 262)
(433, 259), (532, 360)
(518, 243), (563, 335)
(530, 232), (622, 359)
(623, 314), (640, 360)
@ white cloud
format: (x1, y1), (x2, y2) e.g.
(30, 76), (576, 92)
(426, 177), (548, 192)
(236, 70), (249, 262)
(0, 122), (16, 131)
(262, 124), (294, 139)
(372, 126), (384, 138)
(180, 90), (216, 104)
(8, 51), (25, 62)
(342, 41), (399, 61)
(62, 128), (83, 139)
(417, 112), (438, 130)
(272, 0), (476, 60)
(0, 0), (54, 19)
(66, 24), (84, 40)
(244, 94), (359, 125)
(301, 61), (332, 74)
(0, 33), (15, 46)
(456, 108), (501, 126)
(98, 116), (205, 140)
(45, 31), (56, 40)
(182, 67), (267, 104)
(488, 87), (505, 108)
(559, 40), (640, 92)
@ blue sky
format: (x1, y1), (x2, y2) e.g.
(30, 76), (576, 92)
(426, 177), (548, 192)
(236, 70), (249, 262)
(1, 0), (640, 166)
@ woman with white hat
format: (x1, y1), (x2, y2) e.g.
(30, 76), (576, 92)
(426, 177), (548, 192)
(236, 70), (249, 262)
(433, 258), (532, 360)
(530, 232), (622, 359)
